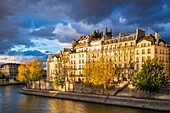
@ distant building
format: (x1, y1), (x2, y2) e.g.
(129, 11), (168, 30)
(46, 28), (170, 82)
(0, 63), (20, 79)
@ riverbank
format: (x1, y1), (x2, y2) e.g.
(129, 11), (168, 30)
(0, 82), (25, 86)
(20, 88), (170, 111)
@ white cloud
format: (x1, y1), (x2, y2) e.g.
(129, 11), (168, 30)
(53, 39), (71, 47)
(53, 23), (81, 39)
(0, 55), (34, 64)
(119, 16), (127, 24)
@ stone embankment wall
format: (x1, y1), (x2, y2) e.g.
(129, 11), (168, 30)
(28, 81), (170, 100)
(20, 88), (170, 111)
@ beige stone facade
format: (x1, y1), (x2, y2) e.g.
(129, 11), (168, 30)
(0, 63), (20, 78)
(46, 28), (170, 81)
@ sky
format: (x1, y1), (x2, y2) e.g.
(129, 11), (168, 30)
(0, 0), (170, 66)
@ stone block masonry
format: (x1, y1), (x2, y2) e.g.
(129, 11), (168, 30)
(20, 88), (170, 111)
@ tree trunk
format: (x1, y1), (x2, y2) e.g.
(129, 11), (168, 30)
(65, 81), (66, 92)
(103, 85), (104, 95)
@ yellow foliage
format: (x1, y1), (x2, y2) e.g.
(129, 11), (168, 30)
(17, 58), (44, 83)
(83, 58), (116, 89)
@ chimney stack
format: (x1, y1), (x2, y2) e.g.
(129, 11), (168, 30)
(155, 32), (159, 44)
(136, 29), (145, 40)
(119, 32), (126, 38)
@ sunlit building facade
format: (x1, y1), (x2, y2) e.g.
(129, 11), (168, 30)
(46, 28), (170, 81)
(0, 63), (20, 78)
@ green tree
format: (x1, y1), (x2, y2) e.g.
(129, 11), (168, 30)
(0, 72), (5, 79)
(53, 76), (60, 89)
(132, 58), (168, 94)
(17, 58), (44, 89)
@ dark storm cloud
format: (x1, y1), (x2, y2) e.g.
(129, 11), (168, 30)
(0, 0), (170, 55)
(8, 50), (45, 56)
(31, 26), (55, 37)
(8, 50), (48, 61)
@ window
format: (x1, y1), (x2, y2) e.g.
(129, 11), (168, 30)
(130, 56), (133, 60)
(130, 49), (133, 53)
(142, 57), (145, 62)
(115, 57), (117, 61)
(130, 42), (134, 46)
(144, 43), (146, 47)
(79, 54), (81, 57)
(124, 56), (127, 61)
(119, 57), (122, 61)
(148, 49), (151, 54)
(124, 64), (127, 68)
(82, 54), (84, 57)
(115, 51), (117, 55)
(125, 43), (128, 47)
(119, 44), (122, 47)
(79, 60), (81, 63)
(136, 50), (139, 55)
(142, 49), (145, 54)
(155, 48), (157, 53)
(82, 59), (84, 63)
(136, 64), (139, 70)
(161, 57), (163, 62)
(160, 49), (162, 54)
(120, 50), (122, 54)
(124, 49), (127, 54)
(136, 57), (139, 62)
(147, 56), (151, 59)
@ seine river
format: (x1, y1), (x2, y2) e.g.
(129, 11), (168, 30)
(0, 85), (167, 113)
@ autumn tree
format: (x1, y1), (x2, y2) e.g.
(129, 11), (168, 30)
(17, 58), (44, 88)
(58, 54), (70, 91)
(83, 58), (116, 94)
(132, 58), (168, 94)
(83, 61), (94, 87)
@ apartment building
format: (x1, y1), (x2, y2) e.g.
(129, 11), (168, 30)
(46, 28), (170, 81)
(0, 63), (20, 79)
(135, 32), (170, 77)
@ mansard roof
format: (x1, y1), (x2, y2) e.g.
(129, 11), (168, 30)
(137, 34), (166, 44)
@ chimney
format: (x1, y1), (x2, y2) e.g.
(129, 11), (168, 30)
(155, 32), (159, 44)
(72, 40), (77, 48)
(136, 29), (145, 40)
(119, 32), (125, 38)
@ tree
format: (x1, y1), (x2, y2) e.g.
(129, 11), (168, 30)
(53, 76), (60, 89)
(0, 72), (6, 79)
(59, 54), (70, 91)
(17, 58), (44, 88)
(132, 58), (168, 94)
(83, 58), (116, 94)
(83, 62), (93, 86)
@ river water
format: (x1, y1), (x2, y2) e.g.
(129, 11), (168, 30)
(0, 85), (167, 113)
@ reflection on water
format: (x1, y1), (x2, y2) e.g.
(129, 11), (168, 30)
(0, 85), (167, 113)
